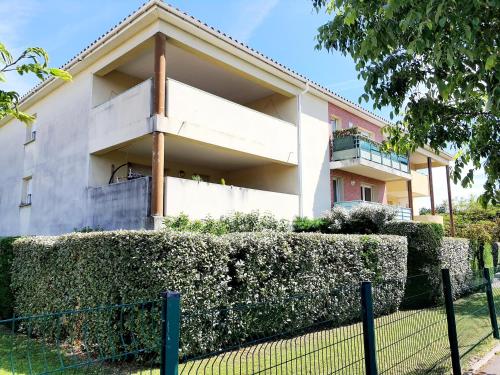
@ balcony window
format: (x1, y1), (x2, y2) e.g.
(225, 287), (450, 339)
(330, 118), (341, 131)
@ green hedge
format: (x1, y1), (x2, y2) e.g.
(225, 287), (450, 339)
(382, 221), (472, 304)
(0, 237), (17, 320)
(12, 231), (407, 357)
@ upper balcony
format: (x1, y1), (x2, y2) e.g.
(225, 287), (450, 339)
(88, 78), (297, 165)
(330, 132), (411, 181)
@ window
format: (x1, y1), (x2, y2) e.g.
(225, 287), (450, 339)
(332, 177), (344, 203)
(330, 117), (341, 131)
(348, 121), (354, 128)
(360, 184), (373, 202)
(358, 128), (374, 139)
(25, 122), (37, 144)
(21, 177), (32, 206)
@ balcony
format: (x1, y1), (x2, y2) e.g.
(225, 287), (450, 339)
(164, 177), (299, 220)
(334, 200), (412, 221)
(331, 134), (411, 181)
(89, 79), (153, 154)
(165, 79), (297, 164)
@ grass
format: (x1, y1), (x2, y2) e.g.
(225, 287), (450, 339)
(1, 288), (499, 375)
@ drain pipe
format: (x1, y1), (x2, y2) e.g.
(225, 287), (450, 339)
(297, 81), (310, 218)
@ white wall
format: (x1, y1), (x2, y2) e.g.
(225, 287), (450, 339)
(92, 71), (142, 107)
(164, 176), (299, 220)
(166, 79), (298, 165)
(0, 120), (25, 235)
(246, 94), (297, 124)
(299, 92), (331, 217)
(89, 79), (152, 154)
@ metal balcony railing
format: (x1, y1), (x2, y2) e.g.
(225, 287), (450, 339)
(334, 200), (412, 221)
(331, 134), (409, 173)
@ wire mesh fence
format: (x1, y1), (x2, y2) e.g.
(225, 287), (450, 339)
(1, 268), (500, 374)
(0, 300), (163, 374)
(178, 292), (365, 375)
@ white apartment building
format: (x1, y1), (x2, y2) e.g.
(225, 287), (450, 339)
(0, 1), (453, 236)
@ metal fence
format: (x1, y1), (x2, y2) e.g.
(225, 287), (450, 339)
(1, 269), (499, 374)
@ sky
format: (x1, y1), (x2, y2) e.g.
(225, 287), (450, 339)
(0, 0), (483, 211)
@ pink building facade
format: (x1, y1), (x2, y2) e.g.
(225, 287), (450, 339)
(328, 102), (387, 207)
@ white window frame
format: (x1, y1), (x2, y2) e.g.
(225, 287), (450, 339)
(21, 176), (32, 206)
(332, 177), (344, 203)
(24, 116), (37, 144)
(360, 183), (374, 202)
(330, 117), (342, 131)
(358, 127), (374, 139)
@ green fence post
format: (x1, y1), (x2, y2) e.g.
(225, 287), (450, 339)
(441, 269), (461, 375)
(161, 291), (181, 375)
(483, 268), (499, 339)
(361, 281), (378, 375)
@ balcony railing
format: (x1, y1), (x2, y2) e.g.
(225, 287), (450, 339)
(331, 135), (409, 173)
(334, 200), (412, 221)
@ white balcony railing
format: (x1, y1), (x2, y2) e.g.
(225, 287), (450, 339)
(164, 177), (299, 220)
(334, 200), (412, 221)
(166, 79), (297, 164)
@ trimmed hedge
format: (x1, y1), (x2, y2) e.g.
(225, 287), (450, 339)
(12, 231), (407, 357)
(0, 237), (17, 320)
(382, 221), (472, 304)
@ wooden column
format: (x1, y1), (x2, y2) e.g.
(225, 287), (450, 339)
(427, 157), (435, 215)
(446, 165), (456, 237)
(407, 180), (414, 220)
(151, 33), (166, 217)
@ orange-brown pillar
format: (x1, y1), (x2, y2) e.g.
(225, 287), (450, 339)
(407, 180), (414, 220)
(151, 33), (166, 217)
(427, 157), (435, 215)
(446, 165), (455, 236)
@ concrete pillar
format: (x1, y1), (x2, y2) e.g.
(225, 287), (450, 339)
(407, 180), (414, 220)
(446, 165), (455, 236)
(427, 157), (435, 215)
(151, 33), (166, 218)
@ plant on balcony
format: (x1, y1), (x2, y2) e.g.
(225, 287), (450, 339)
(163, 211), (290, 235)
(332, 127), (359, 138)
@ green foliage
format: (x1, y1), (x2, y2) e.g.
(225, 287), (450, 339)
(0, 237), (17, 320)
(382, 221), (471, 304)
(11, 231), (407, 357)
(292, 216), (329, 232)
(313, 0), (500, 204)
(163, 211), (290, 235)
(295, 204), (397, 234)
(0, 42), (71, 125)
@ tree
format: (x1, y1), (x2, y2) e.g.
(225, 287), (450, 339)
(313, 0), (499, 205)
(1, 43), (71, 125)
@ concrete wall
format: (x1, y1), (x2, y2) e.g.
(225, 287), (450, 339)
(166, 79), (298, 165)
(330, 170), (387, 205)
(89, 79), (152, 154)
(299, 93), (331, 217)
(87, 177), (151, 230)
(92, 71), (143, 107)
(226, 163), (298, 195)
(164, 176), (299, 220)
(246, 94), (297, 124)
(328, 102), (383, 142)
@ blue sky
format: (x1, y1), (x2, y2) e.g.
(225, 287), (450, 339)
(1, 0), (481, 208)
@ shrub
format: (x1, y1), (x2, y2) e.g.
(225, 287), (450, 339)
(382, 221), (472, 304)
(343, 204), (398, 234)
(0, 237), (17, 320)
(12, 231), (407, 358)
(163, 211), (290, 235)
(322, 206), (349, 233)
(291, 216), (328, 232)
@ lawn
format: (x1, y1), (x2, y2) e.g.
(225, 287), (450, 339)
(1, 288), (499, 375)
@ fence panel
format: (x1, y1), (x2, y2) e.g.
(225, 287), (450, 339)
(0, 300), (163, 374)
(178, 291), (365, 375)
(373, 275), (452, 374)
